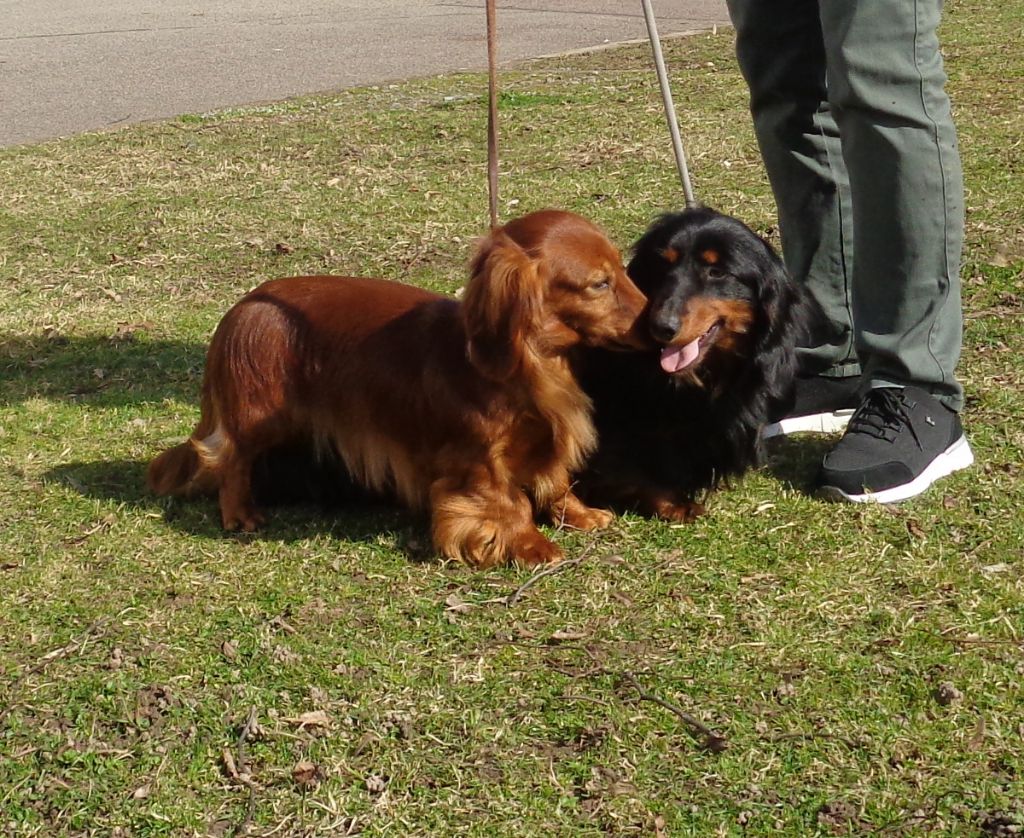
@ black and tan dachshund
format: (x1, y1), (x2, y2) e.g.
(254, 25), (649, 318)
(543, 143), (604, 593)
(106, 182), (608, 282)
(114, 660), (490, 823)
(575, 206), (818, 521)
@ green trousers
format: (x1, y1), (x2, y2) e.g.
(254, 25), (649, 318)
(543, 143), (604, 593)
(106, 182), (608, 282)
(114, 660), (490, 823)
(725, 0), (965, 410)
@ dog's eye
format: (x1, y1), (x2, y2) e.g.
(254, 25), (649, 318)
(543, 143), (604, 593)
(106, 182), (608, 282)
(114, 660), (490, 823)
(591, 278), (611, 291)
(706, 267), (728, 281)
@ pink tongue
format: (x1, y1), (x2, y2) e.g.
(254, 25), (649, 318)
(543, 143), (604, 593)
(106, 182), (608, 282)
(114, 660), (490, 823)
(660, 339), (700, 373)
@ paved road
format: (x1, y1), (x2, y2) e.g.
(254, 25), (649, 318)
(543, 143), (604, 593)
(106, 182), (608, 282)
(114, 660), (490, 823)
(1, 0), (729, 148)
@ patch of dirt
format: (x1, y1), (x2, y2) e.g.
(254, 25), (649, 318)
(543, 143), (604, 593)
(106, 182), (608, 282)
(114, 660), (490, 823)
(135, 684), (176, 732)
(817, 800), (871, 834)
(979, 806), (1024, 836)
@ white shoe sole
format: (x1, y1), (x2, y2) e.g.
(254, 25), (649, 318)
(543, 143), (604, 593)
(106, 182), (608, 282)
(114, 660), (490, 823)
(818, 435), (975, 504)
(762, 409), (855, 439)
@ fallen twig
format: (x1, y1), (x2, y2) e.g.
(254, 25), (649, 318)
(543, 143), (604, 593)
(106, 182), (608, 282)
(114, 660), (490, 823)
(766, 731), (863, 750)
(616, 668), (728, 752)
(924, 628), (1024, 648)
(505, 534), (601, 607)
(0, 618), (109, 725)
(230, 706), (260, 837)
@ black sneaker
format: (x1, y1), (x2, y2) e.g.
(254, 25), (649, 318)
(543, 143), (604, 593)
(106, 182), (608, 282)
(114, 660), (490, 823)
(762, 375), (863, 439)
(817, 386), (973, 503)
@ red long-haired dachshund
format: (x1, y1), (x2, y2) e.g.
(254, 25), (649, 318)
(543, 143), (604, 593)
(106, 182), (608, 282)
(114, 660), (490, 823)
(147, 210), (648, 567)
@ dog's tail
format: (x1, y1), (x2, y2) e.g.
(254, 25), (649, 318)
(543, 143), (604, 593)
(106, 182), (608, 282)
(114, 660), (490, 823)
(147, 442), (203, 496)
(147, 398), (225, 497)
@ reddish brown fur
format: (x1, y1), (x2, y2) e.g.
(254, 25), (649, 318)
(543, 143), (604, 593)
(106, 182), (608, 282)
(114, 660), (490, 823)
(147, 210), (647, 568)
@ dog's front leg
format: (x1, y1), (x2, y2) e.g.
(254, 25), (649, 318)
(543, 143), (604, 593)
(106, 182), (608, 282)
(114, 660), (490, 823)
(430, 471), (563, 568)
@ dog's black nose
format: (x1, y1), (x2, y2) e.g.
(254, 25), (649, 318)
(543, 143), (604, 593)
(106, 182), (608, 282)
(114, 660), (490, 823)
(649, 314), (680, 344)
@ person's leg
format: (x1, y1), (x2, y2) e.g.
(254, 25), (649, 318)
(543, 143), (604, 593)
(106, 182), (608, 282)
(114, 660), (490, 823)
(819, 0), (965, 410)
(814, 0), (971, 501)
(726, 0), (858, 379)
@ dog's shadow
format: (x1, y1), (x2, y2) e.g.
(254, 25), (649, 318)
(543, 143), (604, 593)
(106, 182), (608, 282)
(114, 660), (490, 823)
(6, 331), (434, 559)
(1, 332), (204, 409)
(44, 458), (437, 562)
(46, 438), (832, 556)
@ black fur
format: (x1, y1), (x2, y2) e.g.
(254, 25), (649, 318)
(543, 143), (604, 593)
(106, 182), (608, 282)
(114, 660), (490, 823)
(575, 206), (817, 520)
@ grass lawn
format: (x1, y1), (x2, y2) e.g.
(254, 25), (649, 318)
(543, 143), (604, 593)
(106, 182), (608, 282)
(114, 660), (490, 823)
(1, 0), (1022, 834)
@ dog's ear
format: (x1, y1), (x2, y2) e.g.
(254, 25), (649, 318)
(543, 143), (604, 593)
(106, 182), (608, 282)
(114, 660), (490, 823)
(752, 237), (823, 357)
(626, 217), (678, 296)
(746, 240), (818, 416)
(625, 243), (660, 294)
(462, 228), (543, 381)
(750, 241), (799, 351)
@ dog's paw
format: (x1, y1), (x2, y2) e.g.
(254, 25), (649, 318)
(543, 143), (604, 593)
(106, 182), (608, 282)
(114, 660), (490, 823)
(551, 490), (615, 531)
(512, 531), (564, 568)
(222, 506), (266, 533)
(561, 505), (614, 531)
(653, 498), (706, 523)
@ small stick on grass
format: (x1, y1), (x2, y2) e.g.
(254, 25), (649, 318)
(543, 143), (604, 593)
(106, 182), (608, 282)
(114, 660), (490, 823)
(0, 618), (108, 725)
(767, 731), (863, 750)
(616, 668), (729, 753)
(231, 707), (260, 837)
(505, 534), (601, 607)
(923, 628), (1024, 648)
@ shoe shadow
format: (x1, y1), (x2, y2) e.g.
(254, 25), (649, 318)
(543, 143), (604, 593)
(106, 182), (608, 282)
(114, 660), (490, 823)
(762, 435), (834, 494)
(43, 458), (437, 562)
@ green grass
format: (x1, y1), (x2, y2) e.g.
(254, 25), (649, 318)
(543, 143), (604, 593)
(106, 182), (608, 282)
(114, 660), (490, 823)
(1, 0), (1023, 834)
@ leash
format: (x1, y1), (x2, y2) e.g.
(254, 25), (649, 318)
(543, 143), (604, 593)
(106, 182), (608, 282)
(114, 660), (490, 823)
(640, 0), (698, 207)
(486, 0), (499, 228)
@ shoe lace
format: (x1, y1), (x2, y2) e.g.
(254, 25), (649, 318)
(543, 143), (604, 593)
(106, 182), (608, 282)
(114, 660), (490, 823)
(847, 388), (923, 449)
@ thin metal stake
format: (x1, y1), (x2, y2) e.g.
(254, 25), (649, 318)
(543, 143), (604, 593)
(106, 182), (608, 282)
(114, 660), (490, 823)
(485, 0), (499, 228)
(640, 0), (698, 207)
